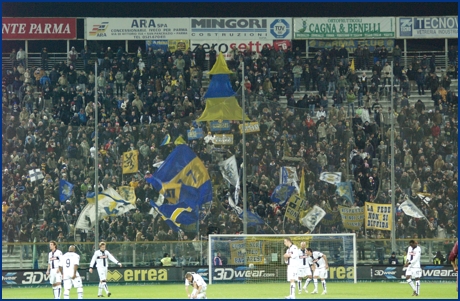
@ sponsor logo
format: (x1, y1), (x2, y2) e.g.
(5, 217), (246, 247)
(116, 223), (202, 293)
(374, 267), (397, 279)
(106, 270), (123, 282)
(191, 19), (267, 31)
(196, 268), (209, 281)
(89, 22), (109, 37)
(2, 272), (17, 285)
(399, 18), (412, 36)
(22, 271), (50, 284)
(124, 269), (168, 281)
(213, 267), (276, 281)
(270, 19), (290, 39)
(423, 266), (457, 278)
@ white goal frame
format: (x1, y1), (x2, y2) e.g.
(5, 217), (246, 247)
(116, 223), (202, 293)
(208, 233), (357, 284)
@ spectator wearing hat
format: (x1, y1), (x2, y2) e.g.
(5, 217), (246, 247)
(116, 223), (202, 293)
(389, 251), (399, 265)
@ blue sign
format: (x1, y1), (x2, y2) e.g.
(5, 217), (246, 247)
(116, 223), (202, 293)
(399, 18), (413, 37)
(210, 120), (231, 132)
(270, 19), (290, 39)
(187, 128), (204, 140)
(145, 40), (169, 52)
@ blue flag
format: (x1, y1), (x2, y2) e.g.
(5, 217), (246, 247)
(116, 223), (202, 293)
(59, 179), (74, 202)
(238, 210), (264, 227)
(147, 145), (212, 231)
(150, 199), (199, 232)
(270, 184), (296, 206)
(336, 181), (354, 206)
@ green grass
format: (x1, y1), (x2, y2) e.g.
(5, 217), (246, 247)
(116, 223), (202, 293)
(2, 282), (458, 299)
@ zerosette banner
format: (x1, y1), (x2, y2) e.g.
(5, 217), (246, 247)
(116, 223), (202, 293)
(293, 17), (395, 39)
(190, 18), (291, 40)
(396, 16), (458, 38)
(191, 40), (274, 60)
(85, 18), (190, 40)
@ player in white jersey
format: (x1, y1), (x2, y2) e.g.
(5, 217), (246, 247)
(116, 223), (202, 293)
(283, 238), (300, 299)
(89, 242), (122, 297)
(297, 242), (313, 294)
(185, 272), (207, 299)
(405, 240), (422, 296)
(46, 240), (63, 299)
(59, 245), (84, 299)
(306, 247), (329, 295)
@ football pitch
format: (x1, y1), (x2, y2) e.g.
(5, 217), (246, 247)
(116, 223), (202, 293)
(1, 282), (458, 299)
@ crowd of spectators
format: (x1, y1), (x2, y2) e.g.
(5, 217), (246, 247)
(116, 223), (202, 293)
(1, 42), (458, 263)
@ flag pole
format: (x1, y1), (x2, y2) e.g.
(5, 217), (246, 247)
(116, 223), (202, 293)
(94, 61), (99, 250)
(241, 60), (247, 234)
(390, 60), (396, 253)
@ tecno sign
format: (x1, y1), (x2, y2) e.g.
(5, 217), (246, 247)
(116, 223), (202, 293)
(2, 18), (77, 40)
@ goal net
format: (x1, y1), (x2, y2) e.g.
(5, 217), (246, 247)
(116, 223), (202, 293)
(208, 234), (357, 284)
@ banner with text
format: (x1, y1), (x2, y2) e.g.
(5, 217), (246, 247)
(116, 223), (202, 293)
(364, 202), (392, 231)
(85, 18), (190, 40)
(2, 18), (77, 40)
(229, 240), (265, 265)
(214, 134), (234, 145)
(293, 17), (395, 39)
(191, 40), (274, 59)
(210, 120), (232, 132)
(238, 122), (260, 134)
(338, 205), (365, 230)
(396, 16), (458, 38)
(308, 39), (394, 53)
(285, 194), (306, 222)
(187, 128), (204, 140)
(190, 18), (291, 40)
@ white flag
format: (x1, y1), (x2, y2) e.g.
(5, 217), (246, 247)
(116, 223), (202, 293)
(148, 194), (165, 219)
(280, 166), (300, 192)
(417, 193), (431, 205)
(75, 187), (136, 230)
(400, 198), (426, 219)
(218, 155), (239, 186)
(28, 168), (44, 182)
(319, 172), (342, 185)
(300, 205), (326, 232)
(228, 195), (243, 215)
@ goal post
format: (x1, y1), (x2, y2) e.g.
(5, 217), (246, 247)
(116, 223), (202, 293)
(208, 234), (357, 284)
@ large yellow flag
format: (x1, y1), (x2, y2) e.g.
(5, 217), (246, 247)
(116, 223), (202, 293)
(122, 150), (139, 174)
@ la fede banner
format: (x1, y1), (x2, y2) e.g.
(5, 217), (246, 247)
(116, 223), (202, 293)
(293, 17), (395, 39)
(338, 205), (364, 230)
(85, 18), (190, 40)
(2, 18), (77, 40)
(364, 202), (392, 231)
(396, 16), (458, 38)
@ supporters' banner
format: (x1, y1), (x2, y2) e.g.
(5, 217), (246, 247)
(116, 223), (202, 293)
(338, 205), (365, 230)
(117, 186), (136, 205)
(319, 172), (341, 185)
(85, 18), (190, 40)
(238, 210), (265, 227)
(28, 169), (44, 182)
(293, 17), (395, 39)
(320, 204), (342, 226)
(187, 128), (204, 140)
(307, 39), (394, 53)
(280, 166), (298, 186)
(210, 120), (231, 132)
(238, 122), (260, 134)
(145, 40), (169, 52)
(364, 202), (392, 231)
(122, 150), (139, 174)
(300, 205), (326, 232)
(417, 193), (431, 205)
(335, 181), (354, 206)
(270, 184), (296, 206)
(218, 155), (239, 186)
(229, 240), (265, 265)
(59, 179), (74, 202)
(273, 40), (292, 51)
(213, 134), (234, 145)
(168, 40), (189, 53)
(396, 16), (458, 38)
(2, 18), (77, 40)
(190, 18), (291, 40)
(400, 198), (426, 219)
(146, 145), (212, 230)
(284, 194), (306, 222)
(191, 40), (274, 59)
(75, 188), (136, 230)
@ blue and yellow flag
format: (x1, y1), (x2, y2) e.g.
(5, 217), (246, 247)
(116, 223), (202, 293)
(238, 210), (264, 227)
(150, 199), (198, 232)
(270, 184), (296, 206)
(122, 150), (139, 174)
(335, 181), (354, 206)
(59, 179), (74, 202)
(146, 144), (212, 230)
(160, 134), (171, 146)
